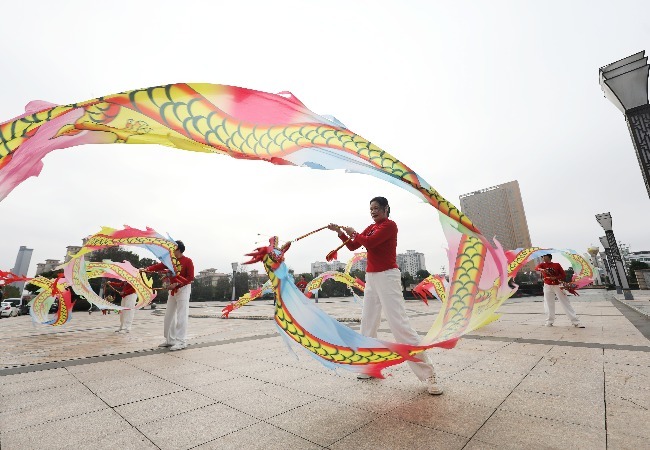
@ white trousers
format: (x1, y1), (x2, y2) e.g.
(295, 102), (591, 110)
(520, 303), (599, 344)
(119, 293), (137, 331)
(362, 269), (435, 381)
(543, 284), (579, 324)
(163, 285), (191, 345)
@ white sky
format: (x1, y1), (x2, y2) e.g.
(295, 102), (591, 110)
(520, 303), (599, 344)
(1, 0), (649, 278)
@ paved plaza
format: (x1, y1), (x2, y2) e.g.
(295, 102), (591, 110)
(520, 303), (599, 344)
(1, 289), (649, 449)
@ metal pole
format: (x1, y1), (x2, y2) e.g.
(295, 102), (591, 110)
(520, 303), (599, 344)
(231, 262), (238, 301)
(596, 212), (633, 300)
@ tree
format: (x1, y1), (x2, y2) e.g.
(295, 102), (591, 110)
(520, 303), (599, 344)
(565, 267), (575, 282)
(401, 272), (414, 291)
(215, 277), (231, 300)
(415, 270), (430, 283)
(2, 285), (20, 298)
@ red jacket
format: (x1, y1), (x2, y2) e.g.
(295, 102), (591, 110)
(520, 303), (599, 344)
(535, 262), (565, 285)
(339, 218), (398, 273)
(107, 280), (136, 296)
(147, 255), (195, 288)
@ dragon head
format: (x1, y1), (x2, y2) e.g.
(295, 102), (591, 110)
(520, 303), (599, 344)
(244, 237), (291, 269)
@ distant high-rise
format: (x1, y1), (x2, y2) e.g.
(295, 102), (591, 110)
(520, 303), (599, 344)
(397, 250), (426, 276)
(459, 180), (532, 250)
(11, 246), (33, 293)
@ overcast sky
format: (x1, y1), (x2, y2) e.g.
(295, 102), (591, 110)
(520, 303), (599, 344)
(1, 0), (649, 279)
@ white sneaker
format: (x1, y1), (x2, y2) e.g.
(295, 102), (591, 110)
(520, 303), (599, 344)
(115, 329), (123, 333)
(573, 323), (585, 328)
(544, 322), (553, 327)
(157, 342), (172, 348)
(169, 343), (187, 351)
(426, 374), (443, 395)
(356, 373), (372, 379)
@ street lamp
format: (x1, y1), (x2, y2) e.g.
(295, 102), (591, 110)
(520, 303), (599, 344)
(231, 262), (238, 301)
(599, 52), (650, 198)
(595, 213), (633, 299)
(598, 239), (616, 286)
(587, 247), (602, 285)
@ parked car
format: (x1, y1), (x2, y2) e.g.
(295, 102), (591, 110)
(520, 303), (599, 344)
(1, 301), (19, 317)
(3, 297), (28, 315)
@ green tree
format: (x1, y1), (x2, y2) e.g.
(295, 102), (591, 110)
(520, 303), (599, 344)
(401, 272), (414, 290)
(2, 285), (20, 298)
(415, 270), (431, 283)
(215, 277), (231, 300)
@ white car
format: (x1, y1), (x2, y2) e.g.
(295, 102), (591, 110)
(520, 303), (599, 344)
(0, 301), (19, 317)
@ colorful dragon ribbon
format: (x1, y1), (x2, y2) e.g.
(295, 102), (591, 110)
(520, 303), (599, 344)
(63, 257), (156, 310)
(304, 253), (368, 303)
(413, 247), (595, 304)
(71, 226), (179, 275)
(224, 252), (368, 318)
(28, 275), (69, 325)
(221, 279), (273, 318)
(0, 270), (31, 286)
(1, 83), (516, 361)
(506, 247), (594, 293)
(245, 237), (458, 378)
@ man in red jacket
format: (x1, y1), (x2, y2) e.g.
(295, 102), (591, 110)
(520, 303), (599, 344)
(535, 254), (584, 328)
(105, 280), (137, 332)
(144, 240), (195, 350)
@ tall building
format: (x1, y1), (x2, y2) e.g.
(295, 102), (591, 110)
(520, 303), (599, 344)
(195, 268), (230, 286)
(459, 180), (532, 251)
(311, 261), (345, 276)
(64, 245), (82, 263)
(35, 259), (62, 276)
(397, 250), (426, 276)
(11, 246), (33, 293)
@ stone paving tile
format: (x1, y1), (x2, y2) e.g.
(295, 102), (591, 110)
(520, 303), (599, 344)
(462, 438), (501, 449)
(266, 398), (378, 447)
(0, 382), (108, 432)
(0, 408), (152, 450)
(137, 403), (259, 450)
(499, 389), (605, 428)
(114, 389), (217, 426)
(389, 394), (495, 438)
(1, 367), (69, 384)
(517, 372), (604, 399)
(93, 378), (186, 407)
(75, 369), (161, 393)
(431, 379), (513, 409)
(450, 367), (527, 390)
(249, 364), (318, 384)
(0, 380), (97, 415)
(195, 421), (325, 449)
(222, 382), (319, 419)
(159, 366), (239, 387)
(603, 348), (650, 366)
(605, 399), (650, 439)
(189, 375), (269, 402)
(329, 416), (468, 450)
(607, 432), (650, 449)
(0, 370), (79, 398)
(473, 409), (606, 449)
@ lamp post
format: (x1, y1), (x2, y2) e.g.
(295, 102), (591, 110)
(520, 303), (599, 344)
(599, 52), (650, 199)
(599, 237), (617, 288)
(599, 250), (614, 285)
(231, 262), (238, 301)
(596, 213), (633, 299)
(587, 247), (602, 285)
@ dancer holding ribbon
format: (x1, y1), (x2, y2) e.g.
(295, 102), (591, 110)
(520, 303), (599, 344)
(328, 196), (443, 394)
